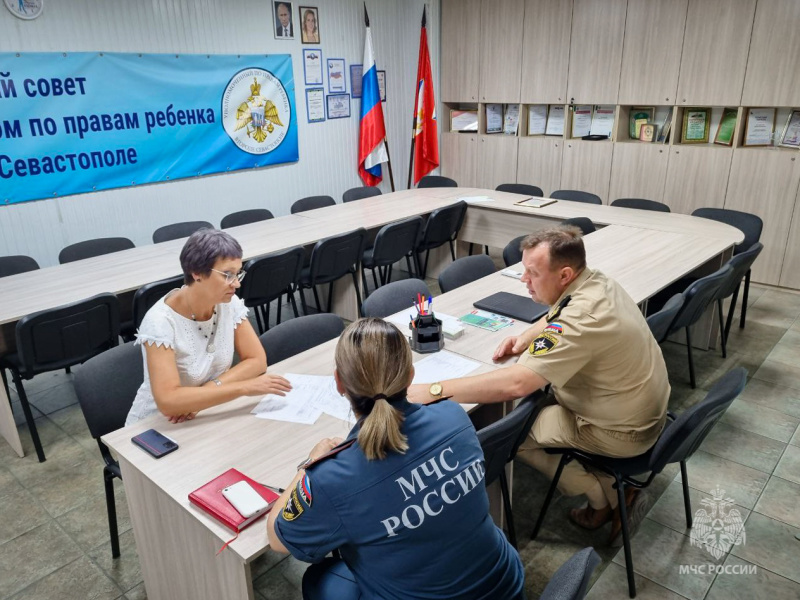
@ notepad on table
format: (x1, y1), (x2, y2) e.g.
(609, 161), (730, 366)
(514, 197), (557, 208)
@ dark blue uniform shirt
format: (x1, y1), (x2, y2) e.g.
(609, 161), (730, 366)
(274, 399), (524, 600)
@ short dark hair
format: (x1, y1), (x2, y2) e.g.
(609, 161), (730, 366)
(179, 229), (243, 285)
(520, 225), (586, 271)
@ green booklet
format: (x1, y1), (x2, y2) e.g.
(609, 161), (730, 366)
(459, 310), (514, 332)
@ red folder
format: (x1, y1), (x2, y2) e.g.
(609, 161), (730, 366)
(188, 468), (280, 533)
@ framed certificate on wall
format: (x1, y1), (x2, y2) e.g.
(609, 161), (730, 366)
(743, 107), (776, 147)
(682, 108), (710, 144)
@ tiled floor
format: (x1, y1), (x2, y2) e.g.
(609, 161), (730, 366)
(2, 281), (800, 599)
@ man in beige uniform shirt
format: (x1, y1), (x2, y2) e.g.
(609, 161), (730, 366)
(408, 226), (670, 544)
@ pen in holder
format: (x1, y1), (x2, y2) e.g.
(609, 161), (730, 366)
(409, 312), (444, 353)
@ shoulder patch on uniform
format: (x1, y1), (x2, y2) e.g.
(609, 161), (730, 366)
(297, 474), (312, 508)
(282, 488), (305, 521)
(543, 322), (563, 335)
(529, 332), (559, 355)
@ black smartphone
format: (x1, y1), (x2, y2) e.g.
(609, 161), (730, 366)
(131, 428), (179, 458)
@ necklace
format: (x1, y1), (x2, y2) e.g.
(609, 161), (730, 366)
(186, 293), (218, 354)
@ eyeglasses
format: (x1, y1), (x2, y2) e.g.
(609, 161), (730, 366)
(210, 268), (247, 284)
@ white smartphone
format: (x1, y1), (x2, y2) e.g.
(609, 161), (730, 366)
(222, 481), (269, 519)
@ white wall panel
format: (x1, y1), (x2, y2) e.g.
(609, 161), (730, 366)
(0, 0), (440, 266)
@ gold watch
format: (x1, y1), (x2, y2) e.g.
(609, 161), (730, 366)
(429, 382), (443, 399)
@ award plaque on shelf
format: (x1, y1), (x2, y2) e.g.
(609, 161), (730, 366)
(545, 105), (565, 136)
(743, 107), (776, 146)
(713, 108), (737, 146)
(450, 109), (478, 132)
(485, 103), (503, 134)
(779, 110), (800, 148)
(639, 123), (657, 142)
(630, 107), (654, 138)
(527, 105), (548, 135)
(682, 108), (710, 143)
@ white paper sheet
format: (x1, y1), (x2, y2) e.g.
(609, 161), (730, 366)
(411, 351), (481, 384)
(252, 373), (356, 425)
(457, 196), (495, 204)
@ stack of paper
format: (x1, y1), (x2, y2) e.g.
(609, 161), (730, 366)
(411, 351), (481, 384)
(252, 374), (355, 426)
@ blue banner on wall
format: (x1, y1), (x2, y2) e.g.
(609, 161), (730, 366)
(0, 53), (298, 205)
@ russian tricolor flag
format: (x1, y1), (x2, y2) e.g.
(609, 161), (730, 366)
(358, 7), (388, 186)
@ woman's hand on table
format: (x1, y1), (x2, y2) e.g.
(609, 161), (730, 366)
(167, 412), (196, 423)
(243, 374), (293, 397)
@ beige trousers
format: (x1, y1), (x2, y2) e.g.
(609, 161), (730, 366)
(516, 399), (663, 509)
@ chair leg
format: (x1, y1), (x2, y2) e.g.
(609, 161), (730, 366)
(254, 305), (264, 334)
(615, 476), (637, 598)
(685, 327), (696, 389)
(724, 283), (740, 344)
(313, 286), (322, 314)
(352, 271), (363, 317)
(680, 461), (693, 528)
(422, 250), (431, 278)
(740, 270), (751, 329)
(264, 300), (271, 330)
(499, 469), (517, 549)
(299, 286), (310, 315)
(104, 469), (121, 559)
(387, 265), (393, 283)
(362, 269), (370, 299)
(288, 287), (300, 318)
(405, 254), (415, 278)
(276, 296), (283, 325)
(449, 240), (456, 261)
(717, 299), (727, 358)
(531, 453), (569, 540)
(326, 282), (334, 314)
(11, 371), (46, 462)
(468, 243), (474, 256)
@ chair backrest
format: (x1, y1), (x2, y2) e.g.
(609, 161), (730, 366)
(670, 264), (733, 332)
(496, 183), (544, 197)
(58, 237), (136, 264)
(361, 279), (432, 318)
(152, 221), (214, 243)
(0, 255), (40, 278)
(646, 293), (683, 343)
(503, 235), (527, 267)
(73, 342), (143, 440)
(259, 313), (345, 365)
(15, 293), (121, 377)
(550, 189), (602, 205)
(343, 186), (382, 202)
(691, 208), (763, 254)
(240, 246), (304, 307)
(309, 228), (367, 284)
(291, 195), (336, 214)
(715, 242), (764, 301)
(539, 547), (601, 600)
(220, 209), (274, 229)
(561, 217), (596, 235)
(649, 368), (747, 472)
(132, 274), (184, 329)
(477, 394), (538, 487)
(417, 175), (458, 188)
(370, 216), (424, 267)
(438, 254), (496, 293)
(611, 198), (671, 212)
(418, 201), (468, 251)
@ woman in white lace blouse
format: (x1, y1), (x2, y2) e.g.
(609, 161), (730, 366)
(126, 229), (291, 426)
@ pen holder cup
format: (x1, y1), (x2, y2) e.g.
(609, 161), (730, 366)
(409, 313), (444, 354)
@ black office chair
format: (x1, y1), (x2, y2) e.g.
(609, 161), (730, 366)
(417, 175), (458, 188)
(291, 195), (336, 214)
(502, 235), (526, 267)
(415, 201), (468, 278)
(297, 228), (367, 315)
(0, 255), (40, 278)
(561, 217), (596, 235)
(0, 293), (121, 462)
(362, 217), (423, 296)
(712, 243), (764, 358)
(611, 198), (671, 212)
(665, 264), (732, 388)
(540, 547), (601, 600)
(646, 294), (683, 344)
(438, 255), (496, 293)
(476, 393), (540, 548)
(343, 186), (382, 203)
(496, 183), (544, 197)
(58, 238), (136, 264)
(152, 221), (214, 243)
(691, 208), (763, 330)
(531, 368), (747, 599)
(220, 209), (274, 229)
(120, 274), (185, 341)
(550, 190), (602, 205)
(239, 247), (304, 334)
(73, 341), (143, 559)
(259, 314), (345, 365)
(361, 279), (431, 319)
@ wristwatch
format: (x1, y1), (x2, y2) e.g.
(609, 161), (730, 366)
(297, 456), (314, 471)
(429, 382), (443, 400)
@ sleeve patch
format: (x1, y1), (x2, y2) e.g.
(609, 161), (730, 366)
(297, 474), (312, 508)
(282, 489), (305, 521)
(543, 323), (563, 335)
(529, 332), (559, 355)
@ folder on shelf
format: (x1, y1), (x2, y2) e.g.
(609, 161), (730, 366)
(473, 292), (549, 323)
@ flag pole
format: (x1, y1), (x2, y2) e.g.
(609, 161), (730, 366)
(406, 6), (425, 190)
(364, 3), (395, 192)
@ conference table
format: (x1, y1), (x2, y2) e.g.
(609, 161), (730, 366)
(0, 188), (742, 467)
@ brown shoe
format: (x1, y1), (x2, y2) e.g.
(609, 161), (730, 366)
(569, 503), (613, 530)
(609, 488), (649, 547)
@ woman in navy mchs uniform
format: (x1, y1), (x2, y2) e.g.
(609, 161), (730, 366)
(267, 318), (525, 600)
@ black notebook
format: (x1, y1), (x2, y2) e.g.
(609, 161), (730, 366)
(473, 292), (549, 323)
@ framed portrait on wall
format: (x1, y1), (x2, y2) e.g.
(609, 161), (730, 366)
(273, 1), (295, 39)
(299, 6), (320, 44)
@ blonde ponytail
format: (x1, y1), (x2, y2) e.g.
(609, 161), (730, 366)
(358, 398), (408, 460)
